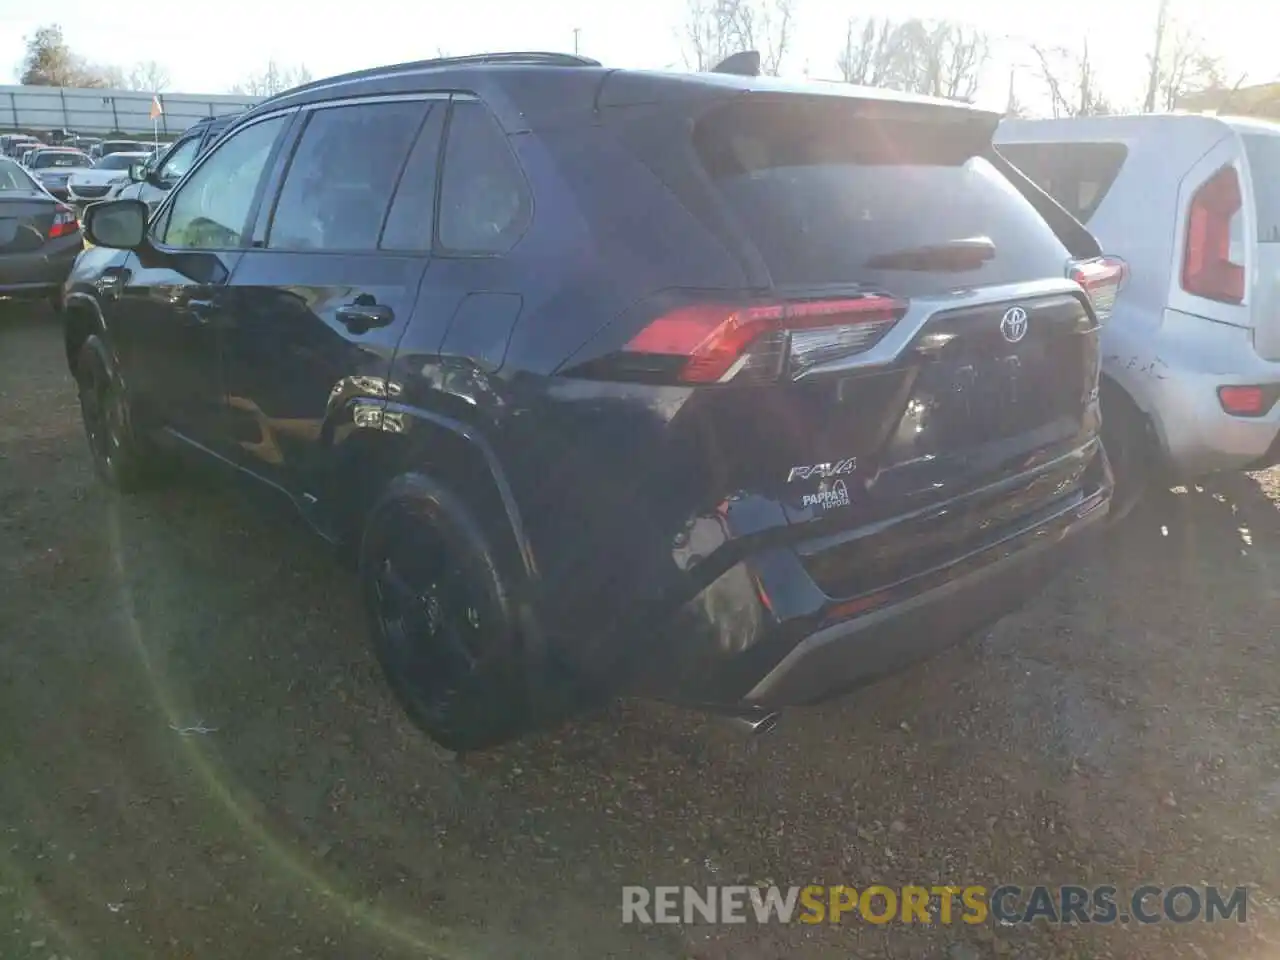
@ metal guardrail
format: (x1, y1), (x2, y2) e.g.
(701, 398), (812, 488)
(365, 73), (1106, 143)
(0, 85), (259, 136)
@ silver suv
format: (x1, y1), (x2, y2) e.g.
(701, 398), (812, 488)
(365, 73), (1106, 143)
(997, 114), (1280, 509)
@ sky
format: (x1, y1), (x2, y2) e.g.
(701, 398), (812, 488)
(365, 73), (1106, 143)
(0, 0), (1274, 113)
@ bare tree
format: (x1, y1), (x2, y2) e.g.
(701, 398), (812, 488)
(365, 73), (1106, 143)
(836, 17), (899, 86)
(836, 18), (988, 101)
(1155, 27), (1225, 111)
(1005, 68), (1029, 119)
(916, 21), (988, 100)
(682, 0), (794, 76)
(231, 60), (313, 97)
(98, 64), (126, 89)
(1141, 0), (1170, 112)
(127, 59), (170, 93)
(1030, 41), (1114, 117)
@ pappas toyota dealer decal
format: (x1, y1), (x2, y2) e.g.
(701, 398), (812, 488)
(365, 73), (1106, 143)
(802, 479), (851, 511)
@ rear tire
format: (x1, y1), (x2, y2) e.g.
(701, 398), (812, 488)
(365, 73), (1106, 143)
(359, 475), (536, 752)
(1100, 380), (1156, 524)
(74, 335), (161, 492)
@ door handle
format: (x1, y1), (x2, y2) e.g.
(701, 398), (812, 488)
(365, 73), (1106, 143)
(336, 301), (394, 334)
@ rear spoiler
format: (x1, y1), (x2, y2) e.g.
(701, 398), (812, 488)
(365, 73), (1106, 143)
(988, 147), (1101, 260)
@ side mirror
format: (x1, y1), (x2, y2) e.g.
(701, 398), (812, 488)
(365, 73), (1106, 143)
(128, 162), (147, 182)
(83, 198), (148, 249)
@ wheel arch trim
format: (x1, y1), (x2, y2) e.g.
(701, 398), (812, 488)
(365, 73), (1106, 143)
(329, 399), (539, 584)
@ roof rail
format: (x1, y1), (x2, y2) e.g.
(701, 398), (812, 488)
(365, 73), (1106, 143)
(251, 51), (601, 107)
(425, 51), (601, 69)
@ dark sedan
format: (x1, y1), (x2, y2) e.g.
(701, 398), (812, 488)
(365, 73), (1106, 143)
(0, 158), (82, 306)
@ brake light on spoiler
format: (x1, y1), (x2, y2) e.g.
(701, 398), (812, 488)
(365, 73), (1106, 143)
(1069, 255), (1127, 324)
(609, 295), (906, 385)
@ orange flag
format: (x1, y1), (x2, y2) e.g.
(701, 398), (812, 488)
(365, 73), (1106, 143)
(149, 95), (163, 120)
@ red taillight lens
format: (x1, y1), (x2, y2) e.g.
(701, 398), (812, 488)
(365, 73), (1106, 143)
(47, 205), (79, 240)
(1069, 255), (1127, 324)
(621, 295), (905, 384)
(1217, 385), (1278, 417)
(1182, 165), (1244, 304)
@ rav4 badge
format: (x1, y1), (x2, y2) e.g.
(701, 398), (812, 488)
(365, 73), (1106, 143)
(787, 457), (857, 484)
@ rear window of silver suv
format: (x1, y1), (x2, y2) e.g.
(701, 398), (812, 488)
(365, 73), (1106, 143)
(1243, 134), (1280, 243)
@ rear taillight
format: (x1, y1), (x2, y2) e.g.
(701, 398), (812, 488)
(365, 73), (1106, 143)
(613, 295), (905, 385)
(1069, 255), (1127, 324)
(47, 204), (79, 240)
(1182, 165), (1244, 304)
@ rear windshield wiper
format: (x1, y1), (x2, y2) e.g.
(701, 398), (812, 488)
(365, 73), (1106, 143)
(865, 236), (996, 272)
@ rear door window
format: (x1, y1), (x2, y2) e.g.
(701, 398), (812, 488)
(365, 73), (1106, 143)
(694, 100), (1073, 297)
(996, 142), (1127, 224)
(267, 100), (427, 252)
(380, 103), (446, 251)
(1243, 134), (1280, 243)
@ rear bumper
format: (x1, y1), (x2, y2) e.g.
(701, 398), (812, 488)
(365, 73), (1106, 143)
(741, 488), (1107, 708)
(1144, 367), (1280, 476)
(0, 236), (83, 298)
(1113, 311), (1280, 476)
(632, 448), (1111, 710)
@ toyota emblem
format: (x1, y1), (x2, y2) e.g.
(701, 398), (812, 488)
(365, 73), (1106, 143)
(1000, 306), (1029, 343)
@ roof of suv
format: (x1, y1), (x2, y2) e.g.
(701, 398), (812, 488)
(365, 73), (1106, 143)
(239, 51), (999, 134)
(999, 112), (1280, 144)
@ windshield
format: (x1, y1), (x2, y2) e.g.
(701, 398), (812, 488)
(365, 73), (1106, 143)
(30, 151), (89, 169)
(101, 141), (143, 155)
(0, 158), (37, 191)
(1243, 134), (1280, 243)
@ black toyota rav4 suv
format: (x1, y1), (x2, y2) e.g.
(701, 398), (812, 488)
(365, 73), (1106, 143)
(63, 52), (1114, 750)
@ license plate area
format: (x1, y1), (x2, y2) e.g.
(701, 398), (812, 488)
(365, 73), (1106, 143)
(920, 338), (1054, 446)
(896, 297), (1090, 456)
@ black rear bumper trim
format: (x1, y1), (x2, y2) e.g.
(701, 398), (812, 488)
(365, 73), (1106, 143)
(741, 484), (1108, 707)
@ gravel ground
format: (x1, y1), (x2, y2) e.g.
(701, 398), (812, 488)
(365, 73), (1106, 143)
(2, 304), (1280, 960)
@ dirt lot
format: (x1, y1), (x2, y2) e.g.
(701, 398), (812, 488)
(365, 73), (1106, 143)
(3, 304), (1280, 960)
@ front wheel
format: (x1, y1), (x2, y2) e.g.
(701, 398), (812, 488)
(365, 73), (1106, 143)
(74, 335), (160, 492)
(359, 476), (536, 751)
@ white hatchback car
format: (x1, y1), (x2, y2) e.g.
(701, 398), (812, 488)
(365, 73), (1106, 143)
(997, 114), (1280, 507)
(67, 151), (153, 205)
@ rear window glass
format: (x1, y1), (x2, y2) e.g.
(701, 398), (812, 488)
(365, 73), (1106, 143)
(31, 152), (88, 169)
(694, 101), (1071, 296)
(95, 154), (142, 170)
(1243, 134), (1280, 243)
(996, 142), (1127, 224)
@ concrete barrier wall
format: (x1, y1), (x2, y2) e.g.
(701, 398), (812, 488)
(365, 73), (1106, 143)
(0, 85), (260, 136)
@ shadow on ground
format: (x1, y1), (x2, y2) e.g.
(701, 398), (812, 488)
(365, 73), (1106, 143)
(2, 308), (1279, 959)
